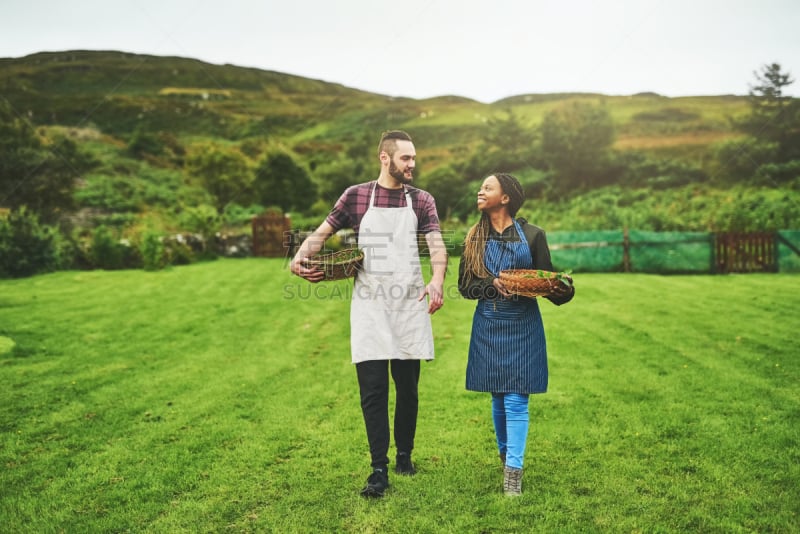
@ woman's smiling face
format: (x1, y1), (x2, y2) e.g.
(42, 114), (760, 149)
(476, 175), (508, 212)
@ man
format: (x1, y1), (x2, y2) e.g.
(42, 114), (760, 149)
(290, 130), (447, 498)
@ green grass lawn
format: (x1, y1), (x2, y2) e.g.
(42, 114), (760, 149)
(1, 260), (798, 533)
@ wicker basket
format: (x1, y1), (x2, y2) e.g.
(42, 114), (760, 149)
(499, 269), (571, 298)
(302, 249), (364, 281)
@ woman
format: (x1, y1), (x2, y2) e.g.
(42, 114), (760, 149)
(458, 173), (574, 496)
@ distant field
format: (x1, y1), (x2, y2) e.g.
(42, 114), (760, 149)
(614, 130), (742, 150)
(1, 260), (797, 532)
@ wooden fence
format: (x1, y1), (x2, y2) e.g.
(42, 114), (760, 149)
(251, 213), (291, 258)
(713, 232), (778, 274)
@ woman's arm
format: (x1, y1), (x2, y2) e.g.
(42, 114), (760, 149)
(457, 255), (500, 300)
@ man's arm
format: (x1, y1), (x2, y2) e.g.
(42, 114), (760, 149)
(290, 221), (336, 283)
(421, 230), (448, 314)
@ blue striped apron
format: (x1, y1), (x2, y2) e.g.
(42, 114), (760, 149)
(466, 220), (548, 394)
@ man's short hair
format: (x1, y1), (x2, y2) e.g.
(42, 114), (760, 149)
(378, 130), (413, 156)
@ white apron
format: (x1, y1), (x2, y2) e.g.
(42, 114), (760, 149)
(350, 182), (435, 363)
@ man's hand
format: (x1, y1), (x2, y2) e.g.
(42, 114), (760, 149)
(289, 222), (335, 283)
(290, 257), (326, 283)
(420, 281), (444, 314)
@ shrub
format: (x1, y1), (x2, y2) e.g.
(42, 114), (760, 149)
(140, 231), (167, 271)
(714, 138), (779, 182)
(222, 203), (266, 228)
(89, 225), (140, 269)
(617, 152), (708, 189)
(163, 235), (198, 266)
(439, 224), (468, 257)
(169, 243), (197, 265)
(52, 231), (81, 271)
(90, 225), (119, 269)
(178, 205), (224, 260)
(753, 159), (800, 186)
(180, 205), (220, 244)
(0, 207), (59, 278)
(127, 126), (165, 158)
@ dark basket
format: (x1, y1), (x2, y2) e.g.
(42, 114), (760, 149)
(302, 249), (364, 281)
(499, 269), (571, 298)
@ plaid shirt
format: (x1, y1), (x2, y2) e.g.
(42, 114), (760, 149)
(325, 181), (441, 236)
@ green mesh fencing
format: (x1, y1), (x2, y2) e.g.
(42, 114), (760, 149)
(628, 231), (713, 273)
(547, 230), (798, 273)
(548, 231), (624, 273)
(778, 230), (800, 272)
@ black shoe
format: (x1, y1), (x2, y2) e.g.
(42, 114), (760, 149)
(395, 452), (417, 476)
(360, 468), (389, 498)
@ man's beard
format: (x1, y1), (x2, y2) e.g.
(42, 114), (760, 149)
(389, 160), (413, 184)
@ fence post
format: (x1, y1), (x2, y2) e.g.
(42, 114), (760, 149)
(710, 233), (717, 274)
(622, 227), (631, 273)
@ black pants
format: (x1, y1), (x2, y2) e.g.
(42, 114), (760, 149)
(356, 359), (421, 470)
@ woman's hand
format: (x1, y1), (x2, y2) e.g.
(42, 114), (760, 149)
(492, 277), (511, 298)
(551, 275), (574, 297)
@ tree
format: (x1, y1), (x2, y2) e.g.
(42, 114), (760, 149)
(253, 151), (316, 213)
(740, 63), (800, 162)
(0, 101), (92, 223)
(540, 101), (616, 191)
(418, 165), (472, 221)
(460, 108), (539, 182)
(186, 145), (253, 212)
(314, 157), (366, 204)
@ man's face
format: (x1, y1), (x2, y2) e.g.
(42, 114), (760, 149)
(386, 140), (416, 184)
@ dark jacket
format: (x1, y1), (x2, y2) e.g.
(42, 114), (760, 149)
(457, 217), (574, 306)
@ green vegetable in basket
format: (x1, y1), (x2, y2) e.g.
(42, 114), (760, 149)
(520, 270), (573, 288)
(555, 270), (573, 288)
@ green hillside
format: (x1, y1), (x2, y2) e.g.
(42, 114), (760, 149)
(1, 51), (799, 276)
(0, 50), (749, 161)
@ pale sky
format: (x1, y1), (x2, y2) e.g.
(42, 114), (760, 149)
(2, 0), (799, 103)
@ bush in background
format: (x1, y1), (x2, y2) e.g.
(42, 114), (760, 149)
(179, 204), (220, 259)
(163, 235), (199, 266)
(0, 207), (60, 278)
(222, 203), (266, 229)
(89, 225), (141, 270)
(140, 231), (168, 271)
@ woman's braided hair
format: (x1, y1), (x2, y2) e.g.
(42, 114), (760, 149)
(461, 173), (525, 284)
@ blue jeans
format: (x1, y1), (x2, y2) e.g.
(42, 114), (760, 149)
(491, 392), (530, 469)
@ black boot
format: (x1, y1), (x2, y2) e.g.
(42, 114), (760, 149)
(395, 452), (417, 475)
(360, 468), (389, 498)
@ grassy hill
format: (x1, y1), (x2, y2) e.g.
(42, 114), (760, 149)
(0, 50), (748, 159)
(0, 50), (393, 138)
(1, 50), (797, 244)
